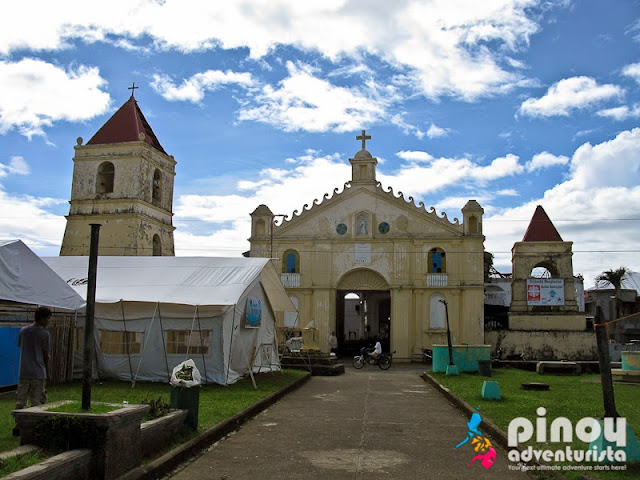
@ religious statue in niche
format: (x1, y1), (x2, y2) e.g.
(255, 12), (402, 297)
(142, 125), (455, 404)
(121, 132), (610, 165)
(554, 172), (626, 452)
(357, 214), (368, 234)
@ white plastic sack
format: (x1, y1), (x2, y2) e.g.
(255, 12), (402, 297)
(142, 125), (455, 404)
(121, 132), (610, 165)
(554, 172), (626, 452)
(170, 359), (202, 387)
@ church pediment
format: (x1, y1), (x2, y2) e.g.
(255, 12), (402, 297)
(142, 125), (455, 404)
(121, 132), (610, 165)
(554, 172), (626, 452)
(273, 182), (464, 239)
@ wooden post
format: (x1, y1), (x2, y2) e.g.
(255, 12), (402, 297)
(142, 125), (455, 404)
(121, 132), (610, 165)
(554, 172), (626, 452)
(594, 306), (619, 418)
(441, 299), (454, 366)
(82, 224), (101, 410)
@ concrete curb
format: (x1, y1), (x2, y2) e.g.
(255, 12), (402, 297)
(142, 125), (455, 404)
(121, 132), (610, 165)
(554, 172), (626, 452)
(421, 372), (566, 480)
(120, 372), (312, 480)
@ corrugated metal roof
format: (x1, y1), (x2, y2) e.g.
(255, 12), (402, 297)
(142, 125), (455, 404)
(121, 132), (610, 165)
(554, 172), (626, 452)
(522, 205), (563, 242)
(87, 95), (166, 154)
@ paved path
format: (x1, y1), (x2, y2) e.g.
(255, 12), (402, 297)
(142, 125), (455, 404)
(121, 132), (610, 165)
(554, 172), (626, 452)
(167, 363), (529, 479)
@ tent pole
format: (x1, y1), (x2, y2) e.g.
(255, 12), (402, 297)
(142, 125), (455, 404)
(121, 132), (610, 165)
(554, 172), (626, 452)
(186, 306), (198, 362)
(226, 305), (236, 385)
(120, 300), (134, 382)
(131, 302), (158, 388)
(195, 306), (209, 384)
(157, 302), (171, 382)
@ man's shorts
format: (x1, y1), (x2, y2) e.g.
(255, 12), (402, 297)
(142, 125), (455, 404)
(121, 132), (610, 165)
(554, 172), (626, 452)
(15, 379), (47, 409)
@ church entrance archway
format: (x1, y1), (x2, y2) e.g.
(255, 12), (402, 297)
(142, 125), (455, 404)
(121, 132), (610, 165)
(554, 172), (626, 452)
(336, 268), (390, 355)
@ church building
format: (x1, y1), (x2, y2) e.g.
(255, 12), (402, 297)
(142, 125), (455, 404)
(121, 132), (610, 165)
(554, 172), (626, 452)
(60, 89), (176, 256)
(249, 132), (486, 361)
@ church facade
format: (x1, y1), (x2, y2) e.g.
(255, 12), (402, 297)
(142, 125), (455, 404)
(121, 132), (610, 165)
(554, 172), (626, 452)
(249, 132), (486, 361)
(60, 92), (176, 257)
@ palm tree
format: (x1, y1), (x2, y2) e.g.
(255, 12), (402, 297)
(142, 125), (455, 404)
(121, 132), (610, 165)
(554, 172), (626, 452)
(596, 267), (630, 341)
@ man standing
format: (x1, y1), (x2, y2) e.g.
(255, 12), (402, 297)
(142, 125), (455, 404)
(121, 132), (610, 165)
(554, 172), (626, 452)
(328, 331), (338, 354)
(13, 306), (51, 436)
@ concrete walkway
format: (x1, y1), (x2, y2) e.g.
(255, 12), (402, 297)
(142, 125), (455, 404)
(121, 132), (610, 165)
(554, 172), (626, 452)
(166, 363), (530, 479)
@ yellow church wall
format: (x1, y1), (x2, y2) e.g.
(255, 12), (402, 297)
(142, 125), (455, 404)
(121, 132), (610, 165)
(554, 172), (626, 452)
(249, 146), (485, 361)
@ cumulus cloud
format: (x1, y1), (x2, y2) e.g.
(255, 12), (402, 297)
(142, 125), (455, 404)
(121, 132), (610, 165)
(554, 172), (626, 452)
(596, 104), (640, 121)
(0, 58), (110, 138)
(518, 76), (623, 117)
(238, 62), (389, 132)
(0, 0), (552, 102)
(151, 70), (255, 102)
(0, 189), (67, 254)
(0, 156), (30, 177)
(622, 62), (640, 84)
(526, 151), (569, 171)
(427, 123), (450, 139)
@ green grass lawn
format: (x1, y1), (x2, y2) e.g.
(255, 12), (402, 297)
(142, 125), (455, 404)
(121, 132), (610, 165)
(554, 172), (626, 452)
(430, 367), (640, 479)
(0, 369), (307, 457)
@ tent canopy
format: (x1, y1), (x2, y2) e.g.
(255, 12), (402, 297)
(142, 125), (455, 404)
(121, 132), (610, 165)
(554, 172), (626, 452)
(42, 256), (294, 313)
(0, 240), (85, 310)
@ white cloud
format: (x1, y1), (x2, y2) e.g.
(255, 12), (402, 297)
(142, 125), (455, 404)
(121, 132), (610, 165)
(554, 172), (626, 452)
(0, 156), (30, 177)
(0, 0), (551, 102)
(622, 62), (640, 84)
(390, 114), (426, 139)
(238, 62), (389, 132)
(497, 189), (518, 196)
(596, 104), (640, 121)
(380, 153), (523, 197)
(526, 151), (569, 172)
(396, 151), (434, 162)
(0, 189), (67, 253)
(0, 58), (110, 138)
(151, 70), (255, 103)
(518, 76), (623, 117)
(427, 123), (450, 139)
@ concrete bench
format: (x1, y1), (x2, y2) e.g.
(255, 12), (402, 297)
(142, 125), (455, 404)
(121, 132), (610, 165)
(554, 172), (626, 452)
(611, 369), (640, 384)
(536, 361), (581, 375)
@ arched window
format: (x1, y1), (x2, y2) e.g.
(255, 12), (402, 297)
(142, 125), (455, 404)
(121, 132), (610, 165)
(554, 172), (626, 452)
(468, 215), (478, 234)
(153, 235), (162, 256)
(97, 162), (114, 194)
(430, 294), (446, 329)
(283, 249), (300, 273)
(428, 248), (446, 273)
(152, 169), (162, 203)
(530, 264), (556, 278)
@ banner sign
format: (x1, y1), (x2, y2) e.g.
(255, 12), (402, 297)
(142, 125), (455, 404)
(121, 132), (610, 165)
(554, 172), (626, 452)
(244, 298), (262, 328)
(526, 278), (565, 306)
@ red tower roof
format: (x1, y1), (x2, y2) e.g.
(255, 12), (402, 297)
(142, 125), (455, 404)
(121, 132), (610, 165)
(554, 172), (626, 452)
(87, 95), (166, 154)
(522, 205), (563, 242)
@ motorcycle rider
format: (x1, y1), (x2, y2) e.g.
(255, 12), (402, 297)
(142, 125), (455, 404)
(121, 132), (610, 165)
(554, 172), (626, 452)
(371, 339), (382, 359)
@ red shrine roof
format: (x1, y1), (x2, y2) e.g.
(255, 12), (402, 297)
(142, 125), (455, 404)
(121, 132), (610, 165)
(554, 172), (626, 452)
(87, 95), (166, 154)
(522, 205), (563, 242)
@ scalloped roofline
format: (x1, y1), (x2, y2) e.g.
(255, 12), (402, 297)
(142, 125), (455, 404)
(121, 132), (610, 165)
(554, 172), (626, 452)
(274, 180), (462, 230)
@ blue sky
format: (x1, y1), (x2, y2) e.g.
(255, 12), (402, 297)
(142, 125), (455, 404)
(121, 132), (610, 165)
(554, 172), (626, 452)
(1, 0), (639, 289)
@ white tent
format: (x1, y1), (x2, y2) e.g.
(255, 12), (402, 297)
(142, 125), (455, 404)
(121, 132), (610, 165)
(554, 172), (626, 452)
(0, 240), (85, 310)
(43, 256), (295, 385)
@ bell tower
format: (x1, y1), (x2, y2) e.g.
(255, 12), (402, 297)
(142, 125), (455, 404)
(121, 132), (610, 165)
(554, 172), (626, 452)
(60, 87), (176, 256)
(349, 130), (378, 185)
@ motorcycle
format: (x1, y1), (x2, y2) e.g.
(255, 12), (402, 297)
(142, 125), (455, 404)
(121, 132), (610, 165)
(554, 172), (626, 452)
(353, 347), (393, 370)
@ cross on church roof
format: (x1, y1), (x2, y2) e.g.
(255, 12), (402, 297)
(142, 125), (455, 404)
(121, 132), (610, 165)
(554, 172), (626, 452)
(128, 82), (139, 97)
(356, 130), (371, 150)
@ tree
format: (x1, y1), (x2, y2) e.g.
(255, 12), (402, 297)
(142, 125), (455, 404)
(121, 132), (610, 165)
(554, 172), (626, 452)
(595, 266), (630, 341)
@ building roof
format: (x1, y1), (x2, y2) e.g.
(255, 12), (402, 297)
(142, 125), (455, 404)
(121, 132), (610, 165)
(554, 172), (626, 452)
(522, 205), (563, 242)
(87, 95), (167, 154)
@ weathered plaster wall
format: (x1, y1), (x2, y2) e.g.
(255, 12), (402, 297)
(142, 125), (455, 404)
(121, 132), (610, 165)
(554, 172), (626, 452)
(486, 330), (598, 360)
